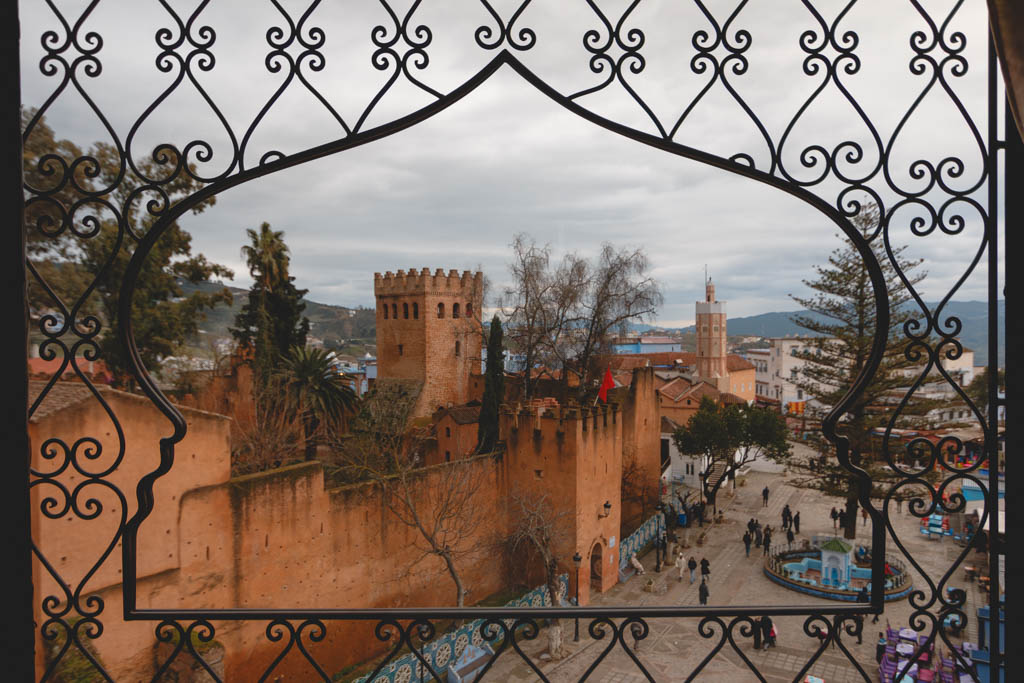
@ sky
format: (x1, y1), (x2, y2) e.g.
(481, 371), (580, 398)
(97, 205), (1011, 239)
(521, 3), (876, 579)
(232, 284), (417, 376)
(20, 0), (1002, 327)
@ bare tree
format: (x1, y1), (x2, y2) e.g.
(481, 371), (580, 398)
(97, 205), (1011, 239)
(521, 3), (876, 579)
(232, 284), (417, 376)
(500, 235), (662, 400)
(231, 385), (303, 476)
(329, 380), (489, 607)
(499, 234), (558, 399)
(567, 243), (663, 397)
(507, 489), (572, 659)
(619, 455), (660, 534)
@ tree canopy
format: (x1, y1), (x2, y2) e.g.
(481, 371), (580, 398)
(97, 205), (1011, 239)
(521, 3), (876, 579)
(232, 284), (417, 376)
(784, 200), (931, 538)
(23, 111), (232, 385)
(230, 222), (309, 383)
(673, 397), (790, 508)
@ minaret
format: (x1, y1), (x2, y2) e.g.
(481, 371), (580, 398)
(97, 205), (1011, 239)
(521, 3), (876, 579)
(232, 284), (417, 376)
(695, 275), (728, 388)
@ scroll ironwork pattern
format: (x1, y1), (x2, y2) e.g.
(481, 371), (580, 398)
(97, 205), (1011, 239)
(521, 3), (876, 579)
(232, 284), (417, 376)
(22, 1), (1002, 681)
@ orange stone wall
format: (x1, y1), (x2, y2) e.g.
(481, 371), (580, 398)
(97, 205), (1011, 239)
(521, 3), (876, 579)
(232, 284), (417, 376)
(620, 367), (663, 528)
(30, 391), (507, 681)
(500, 401), (622, 607)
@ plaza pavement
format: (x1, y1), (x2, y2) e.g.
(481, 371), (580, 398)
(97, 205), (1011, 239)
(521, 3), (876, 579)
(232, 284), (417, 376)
(478, 442), (988, 682)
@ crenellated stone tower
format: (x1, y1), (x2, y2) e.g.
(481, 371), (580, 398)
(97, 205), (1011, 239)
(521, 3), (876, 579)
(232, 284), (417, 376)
(695, 276), (728, 390)
(374, 268), (483, 417)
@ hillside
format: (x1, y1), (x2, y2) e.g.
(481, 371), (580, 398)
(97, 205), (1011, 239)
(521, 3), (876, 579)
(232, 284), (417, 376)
(672, 301), (1004, 366)
(184, 282), (1002, 366)
(181, 281), (377, 354)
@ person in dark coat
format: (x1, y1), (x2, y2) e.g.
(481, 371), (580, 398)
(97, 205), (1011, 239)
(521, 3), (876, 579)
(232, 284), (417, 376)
(687, 555), (697, 584)
(761, 616), (773, 649)
(831, 506), (839, 531)
(786, 527), (795, 549)
(753, 617), (763, 649)
(700, 557), (711, 582)
(853, 613), (864, 644)
(763, 527), (772, 555)
(762, 486), (770, 507)
(875, 633), (888, 663)
(793, 510), (801, 534)
(743, 531), (752, 557)
(754, 523), (763, 547)
(747, 518), (756, 534)
(698, 579), (709, 605)
(781, 504), (791, 530)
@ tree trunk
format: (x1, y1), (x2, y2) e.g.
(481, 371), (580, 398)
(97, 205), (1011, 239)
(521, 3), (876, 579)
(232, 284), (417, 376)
(303, 414), (318, 461)
(441, 550), (467, 607)
(548, 622), (564, 659)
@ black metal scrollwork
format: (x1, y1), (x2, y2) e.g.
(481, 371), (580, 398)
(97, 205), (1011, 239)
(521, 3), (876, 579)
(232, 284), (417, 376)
(22, 0), (1002, 680)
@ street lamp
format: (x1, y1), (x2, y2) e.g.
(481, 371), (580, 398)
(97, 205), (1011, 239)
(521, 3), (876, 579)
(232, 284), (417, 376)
(572, 552), (582, 642)
(598, 500), (611, 519)
(654, 503), (665, 572)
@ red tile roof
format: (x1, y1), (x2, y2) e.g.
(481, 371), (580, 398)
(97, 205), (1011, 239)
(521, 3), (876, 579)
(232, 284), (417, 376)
(28, 356), (113, 383)
(658, 377), (694, 401)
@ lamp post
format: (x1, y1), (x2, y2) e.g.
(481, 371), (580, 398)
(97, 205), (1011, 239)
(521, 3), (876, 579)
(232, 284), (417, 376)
(655, 503), (665, 572)
(572, 552), (582, 642)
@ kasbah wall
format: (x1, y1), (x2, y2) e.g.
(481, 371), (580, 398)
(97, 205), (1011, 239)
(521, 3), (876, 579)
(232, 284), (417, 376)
(30, 375), (661, 680)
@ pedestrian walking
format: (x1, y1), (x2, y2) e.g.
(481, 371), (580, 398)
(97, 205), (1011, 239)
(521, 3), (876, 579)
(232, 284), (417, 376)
(838, 509), (846, 533)
(861, 506), (869, 527)
(743, 531), (752, 557)
(675, 550), (685, 582)
(629, 553), (645, 576)
(768, 623), (778, 648)
(853, 613), (864, 644)
(831, 506), (839, 532)
(763, 528), (772, 555)
(782, 504), (791, 530)
(761, 616), (773, 650)
(753, 616), (763, 649)
(762, 486), (770, 507)
(700, 557), (711, 582)
(875, 633), (887, 663)
(786, 527), (795, 549)
(687, 556), (697, 584)
(698, 579), (709, 605)
(794, 511), (801, 534)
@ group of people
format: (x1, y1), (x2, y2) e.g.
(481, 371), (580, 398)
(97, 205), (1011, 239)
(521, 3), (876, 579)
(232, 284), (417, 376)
(671, 552), (712, 604)
(743, 503), (804, 557)
(752, 615), (778, 649)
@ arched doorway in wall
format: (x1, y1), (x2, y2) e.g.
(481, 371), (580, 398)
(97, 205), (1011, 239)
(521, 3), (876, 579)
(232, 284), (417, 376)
(590, 542), (603, 590)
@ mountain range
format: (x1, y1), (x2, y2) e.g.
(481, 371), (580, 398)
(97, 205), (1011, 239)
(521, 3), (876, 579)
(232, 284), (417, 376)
(187, 281), (1002, 366)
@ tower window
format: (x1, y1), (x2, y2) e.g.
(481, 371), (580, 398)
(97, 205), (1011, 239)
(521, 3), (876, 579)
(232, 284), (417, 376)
(392, 303), (397, 319)
(398, 344), (404, 356)
(445, 427), (451, 437)
(413, 303), (419, 319)
(383, 305), (389, 319)
(455, 341), (461, 357)
(452, 303), (460, 318)
(466, 303), (473, 317)
(403, 302), (409, 319)
(437, 303), (445, 318)
(445, 452), (451, 462)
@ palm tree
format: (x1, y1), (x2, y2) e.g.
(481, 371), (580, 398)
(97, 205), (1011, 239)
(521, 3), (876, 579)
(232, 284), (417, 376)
(276, 346), (359, 460)
(241, 222), (289, 292)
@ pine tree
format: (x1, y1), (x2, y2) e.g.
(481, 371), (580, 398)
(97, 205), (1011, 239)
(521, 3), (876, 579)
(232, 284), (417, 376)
(783, 201), (933, 539)
(477, 315), (505, 453)
(230, 222), (309, 383)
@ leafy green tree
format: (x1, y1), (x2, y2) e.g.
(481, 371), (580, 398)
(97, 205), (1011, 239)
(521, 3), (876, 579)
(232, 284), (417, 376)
(275, 346), (358, 460)
(476, 315), (505, 453)
(784, 201), (930, 539)
(231, 222), (309, 383)
(23, 111), (233, 385)
(673, 397), (790, 510)
(965, 368), (1004, 420)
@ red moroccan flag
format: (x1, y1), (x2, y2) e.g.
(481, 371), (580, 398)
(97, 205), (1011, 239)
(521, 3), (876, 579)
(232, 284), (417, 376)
(598, 367), (615, 403)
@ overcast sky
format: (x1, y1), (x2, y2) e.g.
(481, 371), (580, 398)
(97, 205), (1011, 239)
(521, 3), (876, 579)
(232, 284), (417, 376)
(21, 0), (1001, 327)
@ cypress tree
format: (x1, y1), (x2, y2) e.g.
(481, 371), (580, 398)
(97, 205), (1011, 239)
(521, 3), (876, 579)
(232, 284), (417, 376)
(477, 315), (505, 453)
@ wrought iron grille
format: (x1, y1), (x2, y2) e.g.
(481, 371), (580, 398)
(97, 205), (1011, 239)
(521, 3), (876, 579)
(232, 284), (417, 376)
(13, 0), (1010, 681)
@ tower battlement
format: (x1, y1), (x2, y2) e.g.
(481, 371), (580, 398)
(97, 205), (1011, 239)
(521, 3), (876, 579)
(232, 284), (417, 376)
(374, 268), (483, 296)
